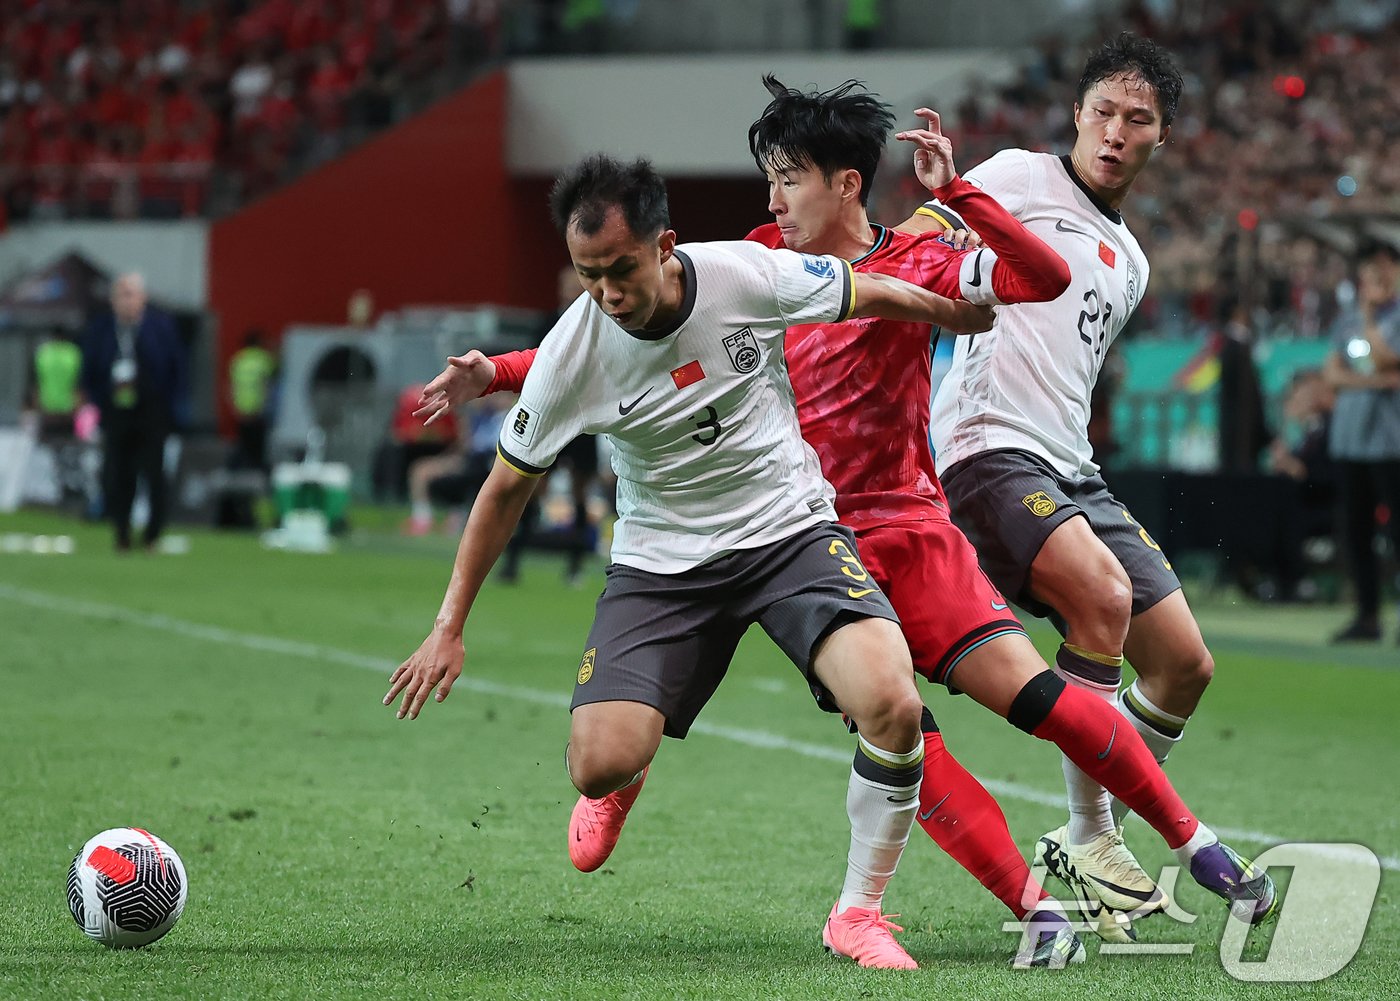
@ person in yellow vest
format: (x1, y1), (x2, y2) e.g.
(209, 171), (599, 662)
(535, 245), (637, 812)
(229, 329), (277, 473)
(30, 330), (84, 436)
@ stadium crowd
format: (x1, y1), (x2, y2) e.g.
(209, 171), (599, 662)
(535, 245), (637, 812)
(876, 0), (1400, 337)
(0, 0), (494, 221)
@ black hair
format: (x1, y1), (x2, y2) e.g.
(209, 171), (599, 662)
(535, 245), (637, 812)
(748, 75), (894, 207)
(1076, 32), (1183, 128)
(1357, 238), (1400, 263)
(549, 154), (670, 238)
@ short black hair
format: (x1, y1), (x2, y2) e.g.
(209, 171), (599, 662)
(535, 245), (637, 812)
(1076, 32), (1183, 128)
(549, 154), (670, 238)
(748, 75), (894, 207)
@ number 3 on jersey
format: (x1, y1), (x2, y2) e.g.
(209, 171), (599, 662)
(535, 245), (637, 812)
(690, 406), (723, 446)
(829, 538), (878, 599)
(1077, 288), (1113, 358)
(1122, 509), (1171, 570)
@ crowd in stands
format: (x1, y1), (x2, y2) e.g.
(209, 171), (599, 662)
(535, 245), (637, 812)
(4, 0), (1396, 332)
(0, 0), (497, 222)
(877, 0), (1400, 339)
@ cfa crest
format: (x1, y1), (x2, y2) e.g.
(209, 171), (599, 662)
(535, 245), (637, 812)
(578, 647), (596, 685)
(722, 328), (761, 373)
(1022, 491), (1058, 517)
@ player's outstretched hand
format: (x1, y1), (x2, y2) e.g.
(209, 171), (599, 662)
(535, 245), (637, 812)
(896, 108), (957, 192)
(384, 629), (464, 720)
(413, 350), (498, 426)
(942, 301), (997, 334)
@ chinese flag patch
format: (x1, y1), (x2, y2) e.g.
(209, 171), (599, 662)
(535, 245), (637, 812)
(670, 359), (706, 389)
(1098, 241), (1117, 268)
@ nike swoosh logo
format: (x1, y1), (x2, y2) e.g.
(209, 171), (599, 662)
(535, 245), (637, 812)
(991, 600), (1009, 611)
(1097, 721), (1116, 760)
(887, 794), (918, 804)
(618, 389), (651, 416)
(847, 587), (877, 599)
(969, 249), (984, 287)
(1085, 872), (1164, 903)
(1054, 219), (1092, 238)
(918, 792), (951, 821)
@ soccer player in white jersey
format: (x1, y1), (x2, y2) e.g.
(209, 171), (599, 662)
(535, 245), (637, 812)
(384, 154), (999, 970)
(902, 33), (1263, 938)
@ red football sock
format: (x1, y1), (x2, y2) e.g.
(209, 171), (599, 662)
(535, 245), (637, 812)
(1031, 685), (1199, 849)
(918, 731), (1049, 918)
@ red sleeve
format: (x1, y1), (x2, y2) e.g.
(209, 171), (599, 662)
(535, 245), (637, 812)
(929, 176), (1070, 303)
(484, 348), (536, 395)
(857, 238), (961, 298)
(745, 222), (785, 248)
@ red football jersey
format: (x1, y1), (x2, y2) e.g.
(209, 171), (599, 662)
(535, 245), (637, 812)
(747, 222), (961, 529)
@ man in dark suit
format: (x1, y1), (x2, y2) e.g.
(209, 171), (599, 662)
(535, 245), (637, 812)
(81, 272), (188, 551)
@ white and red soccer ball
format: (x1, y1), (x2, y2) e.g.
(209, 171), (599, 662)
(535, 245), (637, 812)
(67, 828), (187, 948)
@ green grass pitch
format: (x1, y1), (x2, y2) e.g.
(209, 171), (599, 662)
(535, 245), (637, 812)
(1, 509), (1395, 1000)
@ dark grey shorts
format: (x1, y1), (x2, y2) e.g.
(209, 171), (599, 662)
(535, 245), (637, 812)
(570, 522), (901, 738)
(941, 448), (1181, 620)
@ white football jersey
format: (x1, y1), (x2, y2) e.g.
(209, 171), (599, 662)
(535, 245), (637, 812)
(927, 149), (1149, 480)
(499, 241), (855, 573)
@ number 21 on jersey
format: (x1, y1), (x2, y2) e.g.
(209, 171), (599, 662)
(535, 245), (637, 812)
(1077, 288), (1113, 358)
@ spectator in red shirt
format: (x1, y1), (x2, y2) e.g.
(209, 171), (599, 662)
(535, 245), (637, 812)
(304, 45), (352, 131)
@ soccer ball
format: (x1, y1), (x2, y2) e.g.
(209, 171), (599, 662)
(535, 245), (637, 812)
(67, 828), (188, 948)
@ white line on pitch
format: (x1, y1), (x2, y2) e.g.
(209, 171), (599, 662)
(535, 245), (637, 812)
(3, 582), (1394, 874)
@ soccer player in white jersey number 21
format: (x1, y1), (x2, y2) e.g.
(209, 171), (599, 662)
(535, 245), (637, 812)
(383, 155), (999, 970)
(904, 32), (1265, 940)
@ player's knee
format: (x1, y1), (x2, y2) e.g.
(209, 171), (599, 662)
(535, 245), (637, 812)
(562, 728), (649, 800)
(566, 741), (648, 799)
(575, 772), (633, 800)
(1063, 571), (1132, 644)
(856, 683), (923, 749)
(1171, 645), (1214, 701)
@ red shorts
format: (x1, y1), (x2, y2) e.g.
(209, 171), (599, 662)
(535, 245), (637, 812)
(855, 516), (1026, 688)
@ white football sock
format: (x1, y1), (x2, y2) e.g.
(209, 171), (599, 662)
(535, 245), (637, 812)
(1054, 644), (1122, 846)
(1172, 820), (1217, 867)
(838, 734), (922, 913)
(1111, 681), (1188, 825)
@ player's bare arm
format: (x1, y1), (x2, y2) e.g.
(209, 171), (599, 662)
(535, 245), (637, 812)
(415, 349), (499, 426)
(851, 271), (995, 332)
(383, 459), (538, 719)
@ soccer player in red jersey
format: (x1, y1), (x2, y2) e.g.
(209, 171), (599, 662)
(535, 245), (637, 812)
(417, 77), (1276, 964)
